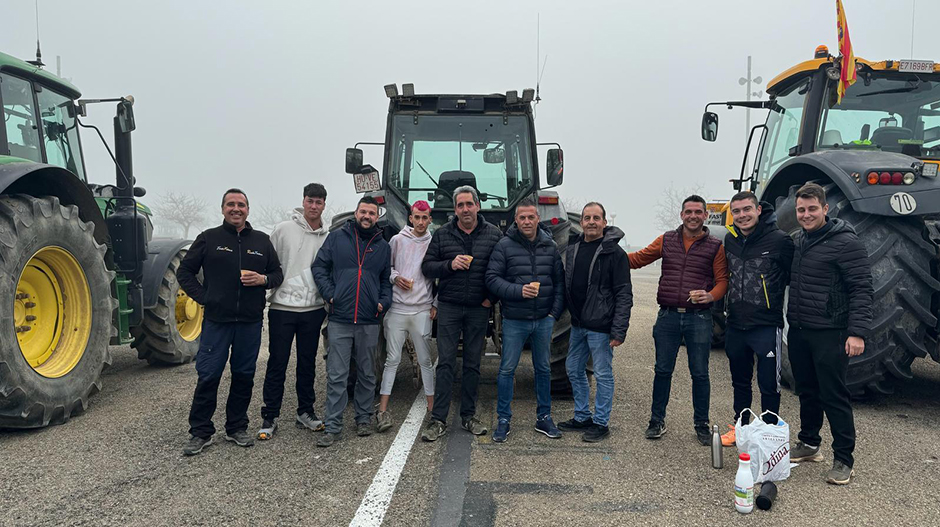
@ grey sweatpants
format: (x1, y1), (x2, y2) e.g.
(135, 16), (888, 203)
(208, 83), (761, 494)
(324, 321), (379, 434)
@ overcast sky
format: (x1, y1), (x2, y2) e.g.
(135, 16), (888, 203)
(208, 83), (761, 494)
(3, 0), (937, 242)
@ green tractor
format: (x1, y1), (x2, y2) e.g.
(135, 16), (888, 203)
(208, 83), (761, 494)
(703, 46), (940, 395)
(0, 51), (203, 428)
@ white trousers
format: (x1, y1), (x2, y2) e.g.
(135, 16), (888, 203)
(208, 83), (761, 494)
(381, 310), (435, 396)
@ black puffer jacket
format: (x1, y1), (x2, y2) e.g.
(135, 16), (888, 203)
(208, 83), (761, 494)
(421, 214), (503, 306)
(787, 218), (873, 338)
(565, 226), (633, 342)
(724, 202), (795, 329)
(485, 224), (565, 320)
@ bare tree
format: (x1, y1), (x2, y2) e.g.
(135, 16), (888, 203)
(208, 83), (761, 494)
(153, 192), (209, 239)
(562, 197), (585, 217)
(323, 203), (350, 227)
(252, 203), (294, 233)
(654, 182), (705, 232)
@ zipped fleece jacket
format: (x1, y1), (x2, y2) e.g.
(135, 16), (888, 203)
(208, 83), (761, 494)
(267, 208), (329, 312)
(485, 223), (565, 321)
(178, 221), (284, 323)
(421, 214), (503, 306)
(564, 226), (633, 342)
(312, 220), (392, 325)
(787, 218), (873, 338)
(723, 202), (795, 329)
(388, 226), (434, 315)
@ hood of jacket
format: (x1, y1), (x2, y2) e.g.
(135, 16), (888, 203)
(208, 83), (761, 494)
(291, 208), (328, 235)
(507, 223), (554, 248)
(398, 224), (432, 243)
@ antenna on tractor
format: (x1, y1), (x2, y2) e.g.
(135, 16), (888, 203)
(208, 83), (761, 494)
(26, 0), (45, 68)
(534, 14), (548, 119)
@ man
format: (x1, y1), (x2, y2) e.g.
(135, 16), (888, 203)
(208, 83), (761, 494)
(786, 182), (872, 485)
(629, 195), (727, 446)
(376, 200), (437, 433)
(257, 183), (330, 441)
(420, 185), (502, 442)
(178, 188), (283, 456)
(312, 196), (391, 447)
(719, 191), (794, 447)
(485, 197), (565, 443)
(558, 202), (632, 442)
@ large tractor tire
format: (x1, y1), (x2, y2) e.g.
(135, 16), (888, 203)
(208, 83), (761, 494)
(775, 182), (940, 396)
(131, 248), (203, 365)
(0, 195), (116, 428)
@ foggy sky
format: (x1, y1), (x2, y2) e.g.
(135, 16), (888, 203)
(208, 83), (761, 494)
(2, 0), (937, 243)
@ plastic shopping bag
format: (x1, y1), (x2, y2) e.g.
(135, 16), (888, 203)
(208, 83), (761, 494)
(734, 409), (791, 483)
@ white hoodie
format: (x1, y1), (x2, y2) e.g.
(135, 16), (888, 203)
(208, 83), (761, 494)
(267, 208), (329, 312)
(389, 225), (434, 315)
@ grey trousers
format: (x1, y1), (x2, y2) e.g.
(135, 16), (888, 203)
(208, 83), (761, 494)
(324, 321), (379, 434)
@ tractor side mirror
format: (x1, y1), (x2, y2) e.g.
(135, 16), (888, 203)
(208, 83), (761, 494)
(117, 99), (136, 133)
(702, 112), (718, 142)
(483, 147), (505, 164)
(546, 148), (564, 186)
(345, 148), (364, 174)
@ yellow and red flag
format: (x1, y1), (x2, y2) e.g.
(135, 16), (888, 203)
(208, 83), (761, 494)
(836, 0), (857, 104)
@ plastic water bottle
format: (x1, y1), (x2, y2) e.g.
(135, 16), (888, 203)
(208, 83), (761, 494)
(734, 453), (755, 514)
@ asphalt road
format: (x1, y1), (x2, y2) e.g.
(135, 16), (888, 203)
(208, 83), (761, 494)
(2, 267), (939, 526)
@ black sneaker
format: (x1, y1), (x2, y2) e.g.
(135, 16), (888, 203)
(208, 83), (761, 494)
(224, 430), (255, 448)
(694, 425), (711, 446)
(582, 424), (610, 443)
(557, 417), (594, 431)
(645, 420), (667, 440)
(183, 435), (213, 456)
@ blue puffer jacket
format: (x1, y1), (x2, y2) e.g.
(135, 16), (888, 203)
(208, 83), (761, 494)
(485, 223), (564, 321)
(312, 220), (392, 325)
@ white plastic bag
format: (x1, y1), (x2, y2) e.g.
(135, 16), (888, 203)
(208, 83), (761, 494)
(734, 408), (791, 483)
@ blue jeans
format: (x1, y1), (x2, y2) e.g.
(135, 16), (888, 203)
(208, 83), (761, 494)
(566, 326), (614, 427)
(650, 308), (712, 426)
(496, 317), (554, 421)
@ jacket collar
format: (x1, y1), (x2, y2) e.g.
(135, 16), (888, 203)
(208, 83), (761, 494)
(222, 220), (252, 234)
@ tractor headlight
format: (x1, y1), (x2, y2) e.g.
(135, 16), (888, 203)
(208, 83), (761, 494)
(903, 172), (916, 185)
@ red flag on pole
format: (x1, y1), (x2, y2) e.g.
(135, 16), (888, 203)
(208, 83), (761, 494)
(836, 0), (857, 105)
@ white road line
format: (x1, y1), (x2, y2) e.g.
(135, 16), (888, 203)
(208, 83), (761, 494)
(349, 391), (427, 527)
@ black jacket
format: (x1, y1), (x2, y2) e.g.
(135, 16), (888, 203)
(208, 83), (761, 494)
(723, 202), (795, 329)
(178, 221), (283, 323)
(787, 218), (873, 338)
(485, 224), (565, 321)
(565, 226), (633, 342)
(312, 220), (392, 325)
(421, 214), (503, 306)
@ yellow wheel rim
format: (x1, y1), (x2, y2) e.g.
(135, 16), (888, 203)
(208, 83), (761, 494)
(15, 247), (93, 378)
(175, 288), (203, 342)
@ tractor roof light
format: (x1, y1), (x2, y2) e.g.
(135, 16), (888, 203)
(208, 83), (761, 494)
(867, 172), (879, 185)
(522, 88), (535, 103)
(384, 84), (399, 98)
(506, 90), (518, 104)
(815, 45), (829, 58)
(402, 83), (415, 97)
(903, 172), (916, 185)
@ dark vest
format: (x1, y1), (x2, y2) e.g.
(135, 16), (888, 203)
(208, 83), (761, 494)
(656, 227), (721, 309)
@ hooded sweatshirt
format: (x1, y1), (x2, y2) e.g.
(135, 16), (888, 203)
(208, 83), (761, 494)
(389, 225), (434, 315)
(267, 208), (329, 312)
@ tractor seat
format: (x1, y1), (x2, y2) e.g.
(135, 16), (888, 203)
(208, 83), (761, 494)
(820, 130), (844, 147)
(436, 170), (477, 206)
(870, 126), (914, 153)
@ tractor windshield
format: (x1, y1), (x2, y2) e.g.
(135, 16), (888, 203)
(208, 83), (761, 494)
(818, 74), (940, 159)
(386, 114), (535, 210)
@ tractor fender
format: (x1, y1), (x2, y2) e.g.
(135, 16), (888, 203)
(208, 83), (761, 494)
(0, 162), (109, 247)
(141, 238), (192, 309)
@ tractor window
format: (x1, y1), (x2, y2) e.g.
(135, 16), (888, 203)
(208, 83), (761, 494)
(37, 87), (86, 180)
(756, 79), (808, 186)
(1, 73), (42, 162)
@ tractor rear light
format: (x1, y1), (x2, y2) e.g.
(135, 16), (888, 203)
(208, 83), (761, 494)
(892, 172), (904, 185)
(538, 196), (559, 205)
(374, 195), (386, 204)
(551, 217), (560, 225)
(880, 172), (892, 184)
(867, 172), (879, 185)
(903, 172), (916, 185)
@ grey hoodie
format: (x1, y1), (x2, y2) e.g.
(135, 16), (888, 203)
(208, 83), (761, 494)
(389, 225), (434, 315)
(267, 208), (329, 312)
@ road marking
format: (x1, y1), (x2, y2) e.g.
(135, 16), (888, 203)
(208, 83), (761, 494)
(349, 392), (427, 527)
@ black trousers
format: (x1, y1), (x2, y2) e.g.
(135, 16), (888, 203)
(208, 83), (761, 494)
(431, 302), (490, 423)
(787, 327), (856, 467)
(261, 308), (327, 420)
(725, 325), (781, 424)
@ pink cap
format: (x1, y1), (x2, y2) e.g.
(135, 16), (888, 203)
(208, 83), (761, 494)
(411, 200), (431, 212)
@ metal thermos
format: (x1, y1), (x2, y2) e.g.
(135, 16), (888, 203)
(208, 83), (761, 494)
(711, 424), (723, 469)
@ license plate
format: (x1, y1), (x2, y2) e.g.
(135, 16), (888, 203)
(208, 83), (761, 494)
(354, 170), (381, 193)
(899, 60), (934, 73)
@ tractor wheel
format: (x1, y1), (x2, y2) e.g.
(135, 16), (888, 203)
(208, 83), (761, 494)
(0, 195), (116, 428)
(711, 301), (727, 349)
(131, 248), (203, 365)
(775, 182), (940, 396)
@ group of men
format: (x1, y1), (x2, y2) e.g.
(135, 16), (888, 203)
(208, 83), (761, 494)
(175, 180), (872, 486)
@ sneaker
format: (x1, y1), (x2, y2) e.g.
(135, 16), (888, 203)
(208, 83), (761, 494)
(645, 420), (667, 440)
(695, 425), (711, 446)
(461, 416), (488, 436)
(357, 422), (374, 437)
(376, 411), (393, 433)
(535, 416), (562, 439)
(317, 432), (341, 447)
(296, 412), (325, 432)
(182, 435), (213, 456)
(421, 420), (447, 442)
(224, 430), (255, 448)
(557, 417), (594, 431)
(826, 460), (854, 485)
(492, 419), (511, 443)
(257, 418), (278, 441)
(791, 441), (824, 462)
(582, 424), (610, 443)
(720, 425), (736, 447)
